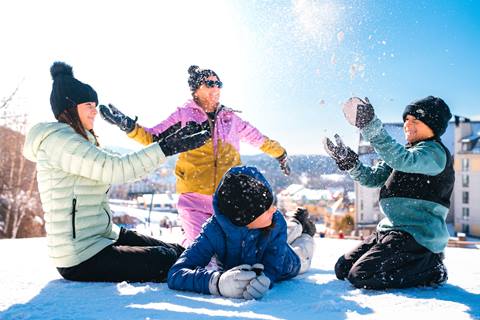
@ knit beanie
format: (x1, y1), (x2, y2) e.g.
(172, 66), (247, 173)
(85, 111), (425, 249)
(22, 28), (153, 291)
(402, 96), (452, 137)
(187, 65), (220, 92)
(216, 171), (274, 226)
(50, 62), (98, 119)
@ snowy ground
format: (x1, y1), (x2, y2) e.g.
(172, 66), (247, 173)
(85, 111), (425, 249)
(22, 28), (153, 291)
(1, 235), (479, 320)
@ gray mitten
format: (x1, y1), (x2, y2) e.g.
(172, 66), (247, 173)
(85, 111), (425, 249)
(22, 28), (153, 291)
(342, 97), (375, 128)
(243, 263), (271, 300)
(209, 264), (257, 298)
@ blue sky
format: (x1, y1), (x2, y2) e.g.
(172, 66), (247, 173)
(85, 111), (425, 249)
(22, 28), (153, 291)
(1, 0), (479, 154)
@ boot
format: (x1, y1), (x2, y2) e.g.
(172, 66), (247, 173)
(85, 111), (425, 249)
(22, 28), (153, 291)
(293, 208), (317, 237)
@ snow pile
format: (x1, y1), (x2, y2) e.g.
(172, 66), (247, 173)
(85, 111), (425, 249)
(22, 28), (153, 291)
(0, 237), (479, 319)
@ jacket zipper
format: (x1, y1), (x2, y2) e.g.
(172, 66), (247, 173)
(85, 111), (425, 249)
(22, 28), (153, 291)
(211, 107), (220, 188)
(104, 208), (111, 231)
(71, 197), (77, 239)
(204, 107), (219, 189)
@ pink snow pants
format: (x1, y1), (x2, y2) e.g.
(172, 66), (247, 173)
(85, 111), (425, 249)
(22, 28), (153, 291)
(177, 193), (214, 247)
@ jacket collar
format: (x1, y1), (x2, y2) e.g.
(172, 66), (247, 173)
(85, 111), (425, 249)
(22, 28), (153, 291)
(188, 99), (223, 115)
(406, 136), (441, 148)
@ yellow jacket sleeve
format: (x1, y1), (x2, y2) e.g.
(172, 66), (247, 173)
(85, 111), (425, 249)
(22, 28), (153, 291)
(127, 125), (154, 146)
(260, 137), (286, 159)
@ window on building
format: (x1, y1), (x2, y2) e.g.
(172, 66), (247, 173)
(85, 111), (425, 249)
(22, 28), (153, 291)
(462, 158), (469, 172)
(360, 200), (363, 211)
(462, 174), (469, 187)
(462, 191), (469, 204)
(462, 208), (470, 220)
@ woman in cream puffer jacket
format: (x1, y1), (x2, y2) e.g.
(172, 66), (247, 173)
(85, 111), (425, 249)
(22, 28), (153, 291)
(22, 61), (209, 282)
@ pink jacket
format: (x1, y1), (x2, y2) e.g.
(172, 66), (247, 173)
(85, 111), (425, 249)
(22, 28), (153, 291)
(127, 99), (286, 195)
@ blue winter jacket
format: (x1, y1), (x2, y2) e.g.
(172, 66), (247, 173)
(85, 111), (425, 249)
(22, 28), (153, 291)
(167, 166), (301, 295)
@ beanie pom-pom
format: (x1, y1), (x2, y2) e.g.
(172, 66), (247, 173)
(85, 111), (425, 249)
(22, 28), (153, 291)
(50, 61), (73, 80)
(188, 65), (200, 75)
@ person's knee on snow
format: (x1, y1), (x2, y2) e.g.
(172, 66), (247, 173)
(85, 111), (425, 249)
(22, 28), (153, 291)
(334, 255), (350, 280)
(346, 268), (373, 289)
(429, 253), (448, 286)
(336, 255), (378, 287)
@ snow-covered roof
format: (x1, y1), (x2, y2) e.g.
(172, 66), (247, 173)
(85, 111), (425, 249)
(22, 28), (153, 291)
(280, 184), (334, 201)
(461, 133), (480, 143)
(459, 121), (480, 154)
(281, 184), (305, 195)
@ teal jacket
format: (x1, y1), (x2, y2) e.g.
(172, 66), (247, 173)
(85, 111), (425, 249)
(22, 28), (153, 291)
(23, 122), (166, 267)
(349, 117), (451, 253)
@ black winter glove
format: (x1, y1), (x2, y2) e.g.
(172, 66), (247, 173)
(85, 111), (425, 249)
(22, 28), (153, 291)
(323, 134), (359, 171)
(99, 104), (137, 133)
(152, 120), (210, 143)
(276, 152), (291, 176)
(342, 97), (375, 129)
(157, 121), (211, 157)
(293, 208), (317, 237)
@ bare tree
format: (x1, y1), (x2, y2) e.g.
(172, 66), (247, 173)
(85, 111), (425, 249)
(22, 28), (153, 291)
(0, 84), (45, 238)
(0, 80), (22, 110)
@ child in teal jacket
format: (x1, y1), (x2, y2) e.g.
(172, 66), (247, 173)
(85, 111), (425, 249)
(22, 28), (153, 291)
(324, 96), (453, 289)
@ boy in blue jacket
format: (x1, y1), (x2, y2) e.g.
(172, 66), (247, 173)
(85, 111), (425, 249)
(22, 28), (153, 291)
(324, 96), (454, 290)
(168, 166), (316, 299)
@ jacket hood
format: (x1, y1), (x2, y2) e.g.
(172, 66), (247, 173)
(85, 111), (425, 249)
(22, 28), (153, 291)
(23, 122), (72, 162)
(212, 166), (274, 229)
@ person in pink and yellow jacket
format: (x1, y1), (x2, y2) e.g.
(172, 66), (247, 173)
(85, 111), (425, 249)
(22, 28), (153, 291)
(100, 65), (290, 246)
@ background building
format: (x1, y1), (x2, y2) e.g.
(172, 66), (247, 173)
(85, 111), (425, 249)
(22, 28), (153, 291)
(453, 117), (480, 237)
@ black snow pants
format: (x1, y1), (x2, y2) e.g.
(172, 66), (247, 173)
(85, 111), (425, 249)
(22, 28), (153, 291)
(335, 230), (447, 289)
(57, 228), (185, 283)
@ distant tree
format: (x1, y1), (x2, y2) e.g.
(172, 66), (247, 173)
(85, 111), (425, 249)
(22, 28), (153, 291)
(0, 85), (45, 238)
(0, 82), (21, 110)
(336, 214), (354, 235)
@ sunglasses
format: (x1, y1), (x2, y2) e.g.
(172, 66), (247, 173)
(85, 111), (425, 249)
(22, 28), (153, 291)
(204, 80), (223, 89)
